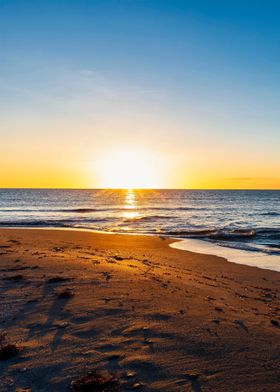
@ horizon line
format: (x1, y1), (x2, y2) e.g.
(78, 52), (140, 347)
(1, 187), (280, 191)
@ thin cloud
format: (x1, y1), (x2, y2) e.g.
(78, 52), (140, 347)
(225, 177), (280, 182)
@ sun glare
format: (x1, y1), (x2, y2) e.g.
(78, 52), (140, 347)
(94, 147), (163, 189)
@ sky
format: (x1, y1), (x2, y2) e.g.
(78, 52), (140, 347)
(0, 0), (280, 189)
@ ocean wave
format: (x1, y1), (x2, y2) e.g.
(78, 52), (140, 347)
(164, 228), (256, 240)
(60, 206), (207, 213)
(60, 208), (101, 213)
(259, 211), (280, 217)
(210, 229), (256, 240)
(0, 208), (110, 213)
(255, 228), (280, 239)
(214, 240), (280, 255)
(122, 215), (170, 223)
(0, 220), (69, 228)
(262, 243), (280, 249)
(0, 217), (110, 227)
(0, 206), (207, 214)
(164, 229), (217, 237)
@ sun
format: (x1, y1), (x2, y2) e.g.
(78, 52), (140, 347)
(94, 147), (163, 189)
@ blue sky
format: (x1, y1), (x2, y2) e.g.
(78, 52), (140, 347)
(0, 0), (280, 188)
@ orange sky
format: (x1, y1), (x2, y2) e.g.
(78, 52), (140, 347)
(1, 135), (279, 189)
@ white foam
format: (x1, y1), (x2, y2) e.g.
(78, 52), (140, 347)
(170, 238), (280, 272)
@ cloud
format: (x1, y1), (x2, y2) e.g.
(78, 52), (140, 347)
(225, 177), (280, 182)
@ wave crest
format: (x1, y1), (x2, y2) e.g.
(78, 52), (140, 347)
(164, 228), (256, 240)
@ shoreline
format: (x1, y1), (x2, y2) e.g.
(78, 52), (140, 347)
(0, 228), (279, 391)
(171, 238), (280, 273)
(1, 226), (280, 273)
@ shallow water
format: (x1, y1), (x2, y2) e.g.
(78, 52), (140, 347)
(0, 189), (279, 270)
(170, 238), (280, 272)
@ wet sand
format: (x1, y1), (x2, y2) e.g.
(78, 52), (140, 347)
(0, 228), (279, 391)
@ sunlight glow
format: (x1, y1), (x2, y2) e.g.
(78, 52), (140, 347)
(94, 147), (164, 189)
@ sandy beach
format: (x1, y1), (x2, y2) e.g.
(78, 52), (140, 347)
(0, 228), (279, 391)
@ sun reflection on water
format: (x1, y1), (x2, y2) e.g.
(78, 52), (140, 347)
(123, 189), (139, 220)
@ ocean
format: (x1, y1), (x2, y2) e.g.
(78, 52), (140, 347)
(0, 189), (279, 270)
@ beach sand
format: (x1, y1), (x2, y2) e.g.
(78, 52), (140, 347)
(0, 228), (279, 391)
